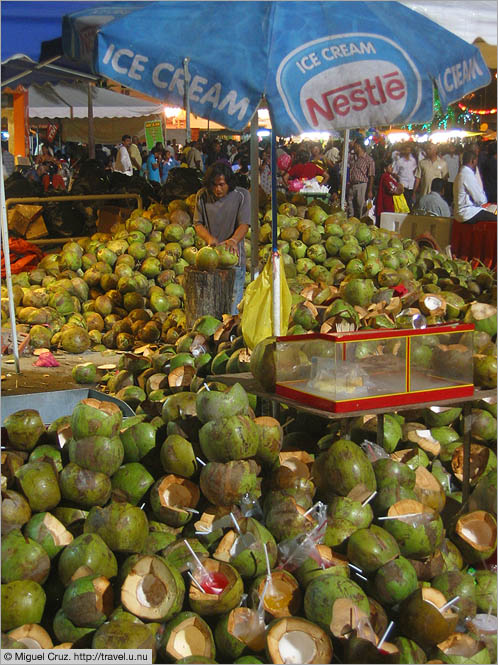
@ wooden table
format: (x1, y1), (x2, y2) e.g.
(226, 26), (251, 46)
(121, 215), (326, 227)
(208, 372), (496, 503)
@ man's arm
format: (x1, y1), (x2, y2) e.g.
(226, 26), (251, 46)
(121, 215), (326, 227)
(195, 223), (218, 246)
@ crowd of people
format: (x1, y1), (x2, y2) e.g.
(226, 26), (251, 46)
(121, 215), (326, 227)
(2, 130), (496, 226)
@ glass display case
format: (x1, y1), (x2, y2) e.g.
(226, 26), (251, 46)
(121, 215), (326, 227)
(275, 324), (475, 412)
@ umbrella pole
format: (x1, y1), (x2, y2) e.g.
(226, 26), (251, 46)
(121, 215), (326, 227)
(340, 128), (349, 212)
(0, 175), (21, 373)
(183, 58), (191, 143)
(250, 112), (260, 280)
(270, 128), (281, 337)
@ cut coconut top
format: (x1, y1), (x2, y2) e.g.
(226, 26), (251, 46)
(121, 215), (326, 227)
(330, 599), (376, 643)
(71, 565), (94, 582)
(166, 614), (212, 660)
(421, 587), (455, 613)
(455, 511), (497, 552)
(406, 428), (441, 457)
(387, 499), (433, 517)
(121, 555), (174, 620)
(9, 624), (53, 649)
(159, 475), (200, 511)
(451, 444), (489, 483)
(254, 415), (281, 428)
(168, 365), (196, 387)
(42, 513), (73, 547)
(93, 576), (113, 615)
(347, 484), (374, 504)
(267, 617), (332, 665)
(469, 303), (497, 320)
(437, 633), (480, 657)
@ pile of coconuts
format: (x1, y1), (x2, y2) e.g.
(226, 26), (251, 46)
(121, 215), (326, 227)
(1, 195), (496, 391)
(2, 378), (496, 663)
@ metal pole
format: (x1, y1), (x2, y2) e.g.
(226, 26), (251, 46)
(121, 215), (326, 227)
(183, 58), (191, 143)
(1, 173), (21, 373)
(87, 82), (95, 159)
(340, 128), (350, 212)
(250, 112), (260, 280)
(270, 128), (280, 336)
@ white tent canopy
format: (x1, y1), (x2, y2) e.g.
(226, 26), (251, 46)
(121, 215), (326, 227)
(28, 81), (163, 119)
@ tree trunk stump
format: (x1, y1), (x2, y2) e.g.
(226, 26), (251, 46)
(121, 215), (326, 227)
(184, 267), (235, 328)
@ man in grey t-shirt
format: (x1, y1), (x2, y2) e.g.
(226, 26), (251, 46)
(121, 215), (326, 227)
(194, 162), (250, 314)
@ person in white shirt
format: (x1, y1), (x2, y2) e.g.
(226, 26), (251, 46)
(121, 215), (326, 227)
(442, 143), (460, 205)
(393, 142), (417, 207)
(114, 134), (133, 176)
(453, 150), (496, 223)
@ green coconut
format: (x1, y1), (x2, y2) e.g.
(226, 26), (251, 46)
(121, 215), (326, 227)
(432, 570), (477, 620)
(111, 463), (155, 505)
(119, 553), (185, 622)
(120, 421), (157, 462)
(327, 496), (373, 528)
(72, 362), (97, 384)
(474, 570), (497, 613)
(392, 637), (426, 664)
(53, 608), (96, 644)
(15, 460), (61, 512)
(92, 613), (156, 653)
(58, 533), (118, 587)
(213, 517), (277, 579)
(23, 512), (73, 559)
(196, 382), (249, 423)
(71, 398), (122, 440)
(160, 539), (209, 573)
(161, 611), (216, 663)
(188, 559), (244, 617)
(68, 435), (124, 476)
(373, 556), (418, 605)
(382, 499), (444, 559)
(304, 575), (370, 634)
(312, 439), (376, 500)
(59, 463), (111, 508)
(1, 528), (50, 584)
(373, 458), (416, 490)
(346, 525), (400, 573)
(62, 573), (113, 628)
(84, 502), (149, 553)
(1, 580), (46, 632)
(4, 409), (45, 452)
(199, 415), (260, 462)
(200, 460), (261, 507)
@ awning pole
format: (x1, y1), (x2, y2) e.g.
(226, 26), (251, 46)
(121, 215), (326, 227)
(340, 128), (350, 212)
(0, 174), (21, 373)
(250, 110), (260, 280)
(183, 58), (191, 143)
(87, 82), (95, 159)
(270, 127), (280, 337)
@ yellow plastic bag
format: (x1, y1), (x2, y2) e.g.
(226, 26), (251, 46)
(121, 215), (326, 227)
(393, 193), (410, 213)
(241, 254), (292, 350)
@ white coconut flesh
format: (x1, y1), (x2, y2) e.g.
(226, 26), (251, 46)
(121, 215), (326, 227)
(172, 625), (206, 658)
(17, 638), (44, 649)
(279, 631), (317, 664)
(457, 512), (496, 550)
(9, 625), (53, 649)
(122, 557), (171, 619)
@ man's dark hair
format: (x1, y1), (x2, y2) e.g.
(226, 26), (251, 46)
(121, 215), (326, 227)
(1, 141), (8, 151)
(122, 134), (131, 141)
(462, 150), (476, 165)
(488, 142), (497, 157)
(430, 177), (445, 194)
(203, 161), (236, 192)
(295, 150), (310, 164)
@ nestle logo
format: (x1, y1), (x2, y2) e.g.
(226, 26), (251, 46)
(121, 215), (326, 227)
(300, 59), (409, 129)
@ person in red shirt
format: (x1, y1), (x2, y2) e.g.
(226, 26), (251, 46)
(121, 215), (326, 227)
(375, 159), (404, 225)
(283, 149), (329, 187)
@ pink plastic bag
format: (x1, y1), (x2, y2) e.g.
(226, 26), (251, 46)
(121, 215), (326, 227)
(287, 178), (304, 192)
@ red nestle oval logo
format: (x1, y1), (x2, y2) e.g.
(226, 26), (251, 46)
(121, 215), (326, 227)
(300, 60), (408, 130)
